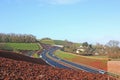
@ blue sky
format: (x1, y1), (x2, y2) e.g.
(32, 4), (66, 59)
(0, 0), (120, 44)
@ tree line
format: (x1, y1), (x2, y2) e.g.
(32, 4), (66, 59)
(61, 40), (120, 59)
(105, 40), (120, 59)
(93, 40), (120, 59)
(0, 33), (37, 43)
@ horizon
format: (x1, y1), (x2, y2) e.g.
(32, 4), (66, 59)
(0, 0), (120, 44)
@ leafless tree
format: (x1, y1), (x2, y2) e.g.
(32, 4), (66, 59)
(106, 40), (120, 59)
(0, 33), (37, 43)
(106, 40), (119, 48)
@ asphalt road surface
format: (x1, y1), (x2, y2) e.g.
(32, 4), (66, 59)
(40, 47), (105, 74)
(40, 49), (69, 69)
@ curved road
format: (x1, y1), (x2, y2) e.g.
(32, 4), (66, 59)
(40, 46), (105, 74)
(40, 49), (69, 69)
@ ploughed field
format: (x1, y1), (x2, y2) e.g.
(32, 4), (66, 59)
(0, 50), (116, 80)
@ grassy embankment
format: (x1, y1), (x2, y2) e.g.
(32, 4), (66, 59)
(5, 43), (40, 50)
(54, 50), (108, 70)
(0, 43), (41, 58)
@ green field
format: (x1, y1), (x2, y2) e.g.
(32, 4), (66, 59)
(54, 40), (66, 45)
(55, 50), (108, 60)
(1, 43), (40, 51)
(54, 50), (76, 59)
(40, 40), (55, 45)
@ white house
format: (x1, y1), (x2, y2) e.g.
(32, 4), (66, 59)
(76, 46), (85, 54)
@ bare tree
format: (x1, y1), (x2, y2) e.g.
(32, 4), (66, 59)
(106, 40), (120, 59)
(0, 33), (37, 43)
(106, 40), (119, 48)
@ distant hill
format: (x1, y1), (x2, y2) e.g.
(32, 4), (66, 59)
(54, 40), (81, 47)
(54, 40), (66, 45)
(40, 38), (81, 46)
(40, 39), (55, 45)
(40, 38), (65, 45)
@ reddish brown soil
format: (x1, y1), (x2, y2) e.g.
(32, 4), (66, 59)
(69, 56), (107, 70)
(0, 57), (116, 80)
(0, 50), (48, 65)
(0, 50), (117, 80)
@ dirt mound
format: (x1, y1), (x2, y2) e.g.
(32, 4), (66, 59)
(0, 57), (116, 80)
(0, 50), (48, 65)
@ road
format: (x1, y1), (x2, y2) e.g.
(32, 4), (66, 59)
(40, 46), (105, 74)
(40, 49), (69, 69)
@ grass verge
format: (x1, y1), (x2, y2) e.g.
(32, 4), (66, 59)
(54, 50), (108, 70)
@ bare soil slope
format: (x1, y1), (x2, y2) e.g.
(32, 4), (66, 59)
(0, 50), (47, 65)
